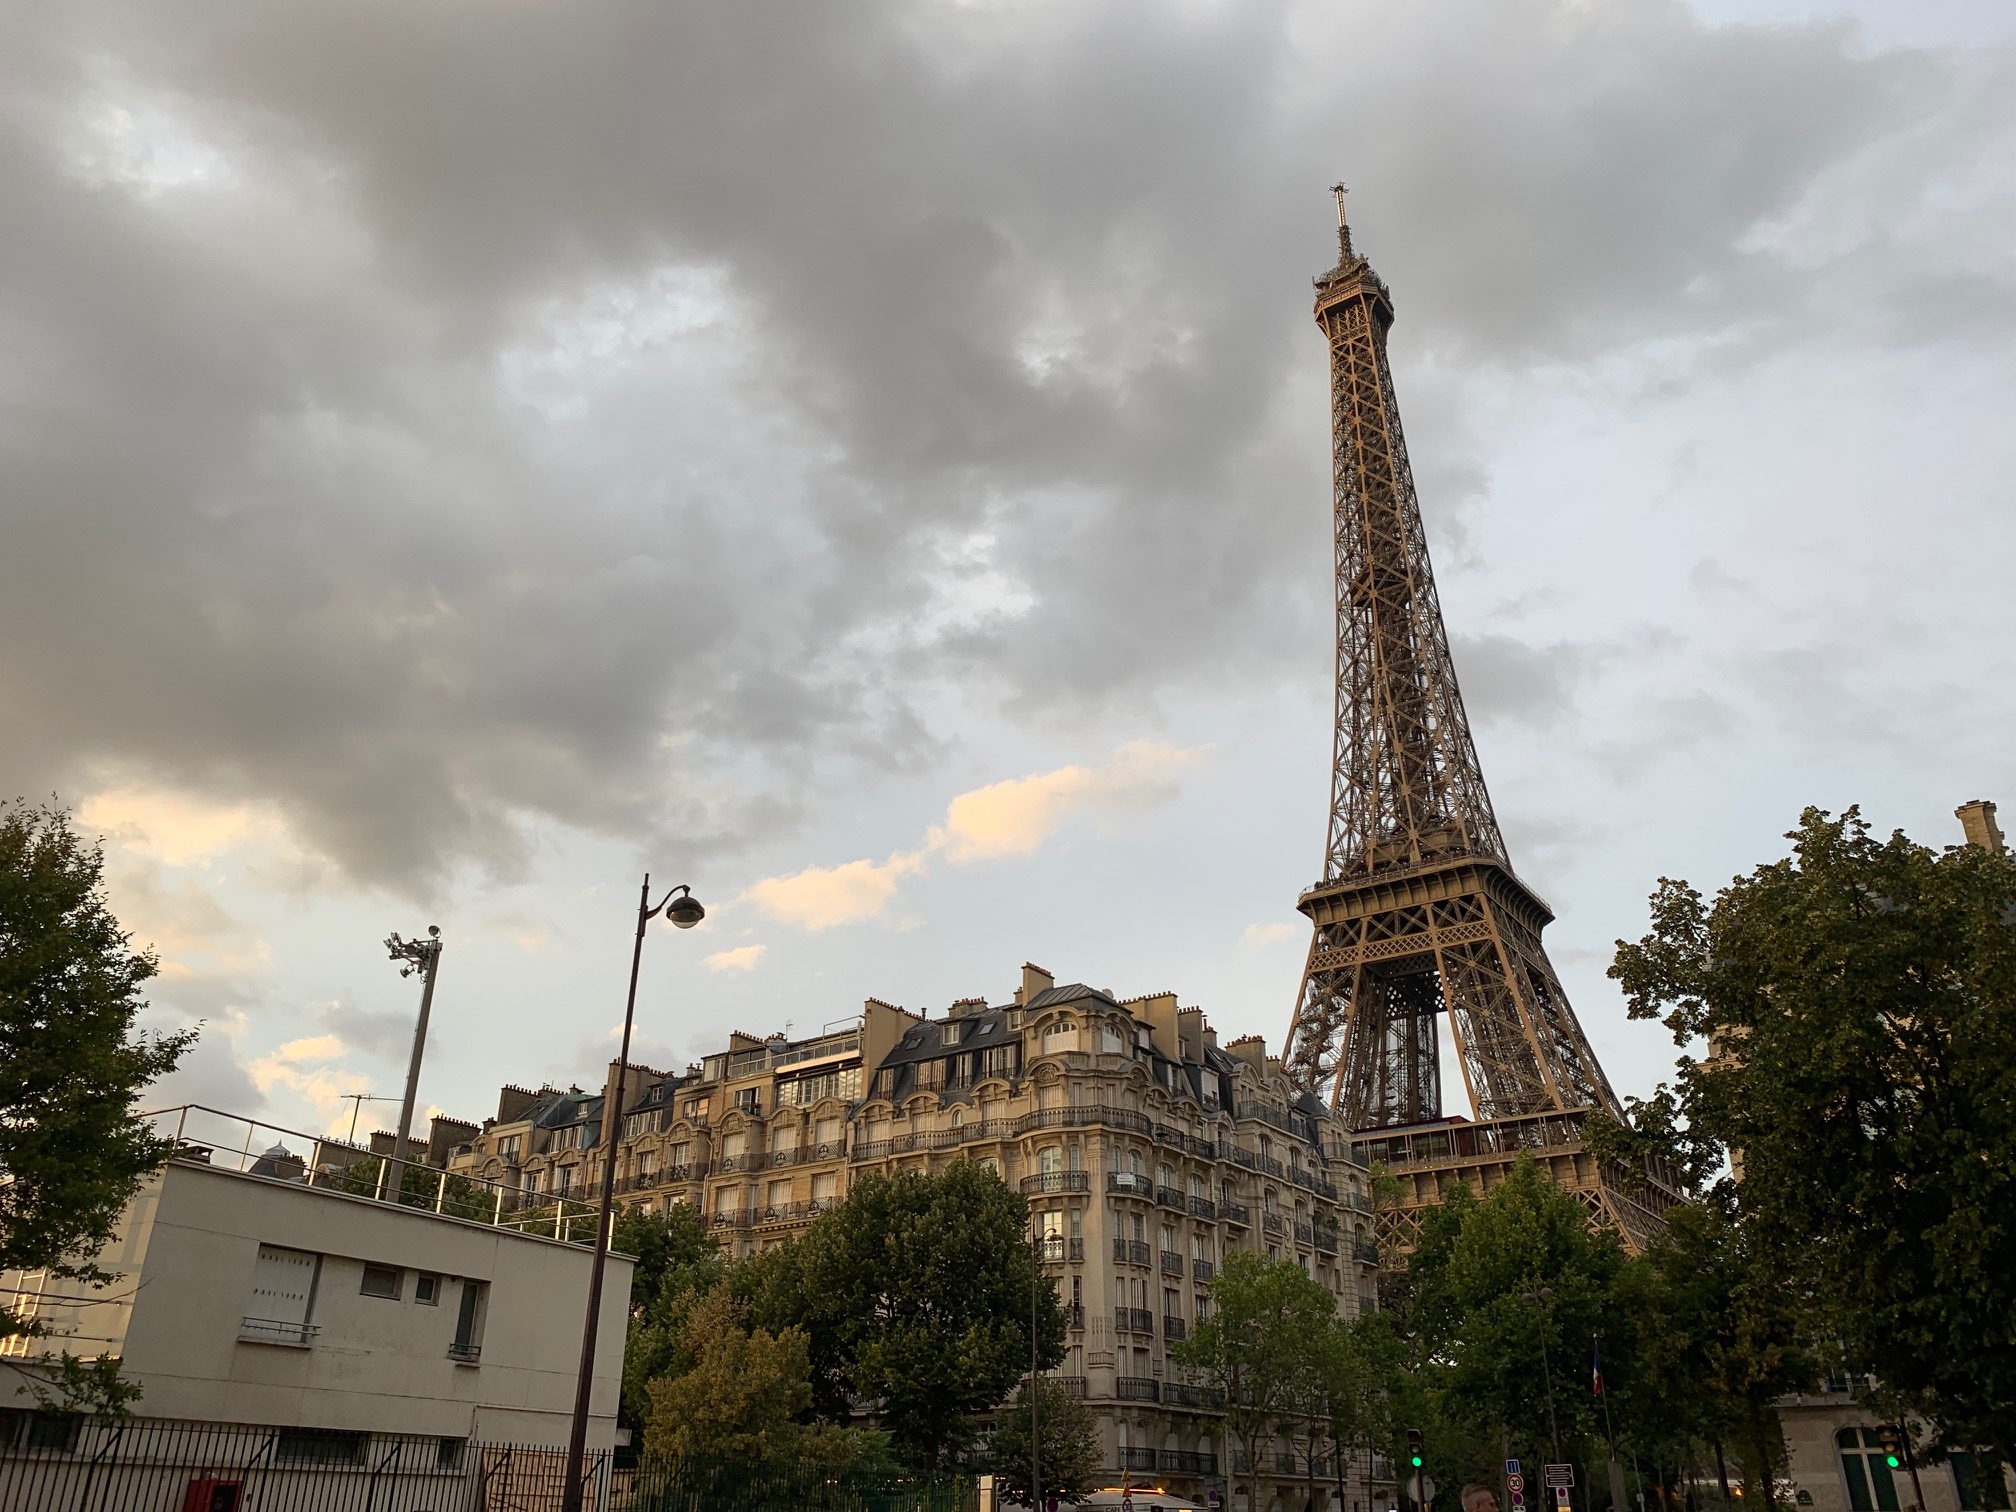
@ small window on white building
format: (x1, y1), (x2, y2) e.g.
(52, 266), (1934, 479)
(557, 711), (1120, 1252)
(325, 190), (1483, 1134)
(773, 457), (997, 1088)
(415, 1273), (441, 1305)
(360, 1264), (402, 1300)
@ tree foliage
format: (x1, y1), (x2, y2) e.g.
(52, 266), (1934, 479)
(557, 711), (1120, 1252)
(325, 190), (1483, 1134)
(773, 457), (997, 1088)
(1, 799), (192, 1349)
(645, 1286), (816, 1460)
(620, 1203), (726, 1431)
(1171, 1247), (1340, 1490)
(1612, 806), (2016, 1465)
(986, 1378), (1102, 1506)
(753, 1161), (1066, 1470)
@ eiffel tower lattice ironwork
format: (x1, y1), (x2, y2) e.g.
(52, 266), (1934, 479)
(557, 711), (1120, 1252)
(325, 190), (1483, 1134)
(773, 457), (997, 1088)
(1282, 188), (1676, 1253)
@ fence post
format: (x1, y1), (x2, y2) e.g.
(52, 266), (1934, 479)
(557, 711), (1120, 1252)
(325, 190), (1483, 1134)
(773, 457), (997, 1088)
(436, 1170), (448, 1213)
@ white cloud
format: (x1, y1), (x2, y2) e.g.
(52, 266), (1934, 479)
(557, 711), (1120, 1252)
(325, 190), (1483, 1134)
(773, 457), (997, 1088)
(1241, 921), (1300, 946)
(742, 741), (1205, 930)
(702, 943), (767, 973)
(741, 853), (929, 932)
(933, 740), (1203, 861)
(80, 784), (295, 867)
(248, 1035), (371, 1134)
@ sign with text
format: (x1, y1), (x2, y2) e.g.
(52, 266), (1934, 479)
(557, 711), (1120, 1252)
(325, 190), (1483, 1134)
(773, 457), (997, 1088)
(1545, 1465), (1575, 1488)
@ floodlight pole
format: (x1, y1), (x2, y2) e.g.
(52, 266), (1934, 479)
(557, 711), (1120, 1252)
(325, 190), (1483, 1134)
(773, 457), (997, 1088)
(384, 927), (444, 1198)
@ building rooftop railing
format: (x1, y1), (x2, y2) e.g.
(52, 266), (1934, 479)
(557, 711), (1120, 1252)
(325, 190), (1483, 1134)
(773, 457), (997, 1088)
(143, 1105), (602, 1242)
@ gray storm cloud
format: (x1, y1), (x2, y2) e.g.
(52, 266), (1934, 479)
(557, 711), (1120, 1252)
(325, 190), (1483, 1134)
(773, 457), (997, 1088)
(0, 0), (2002, 892)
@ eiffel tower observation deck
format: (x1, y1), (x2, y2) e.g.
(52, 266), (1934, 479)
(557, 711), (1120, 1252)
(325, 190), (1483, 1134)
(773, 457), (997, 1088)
(1281, 188), (1678, 1255)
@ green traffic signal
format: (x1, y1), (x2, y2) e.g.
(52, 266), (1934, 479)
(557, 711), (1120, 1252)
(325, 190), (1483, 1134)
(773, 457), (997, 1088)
(1412, 1457), (1425, 1468)
(1885, 1455), (1901, 1470)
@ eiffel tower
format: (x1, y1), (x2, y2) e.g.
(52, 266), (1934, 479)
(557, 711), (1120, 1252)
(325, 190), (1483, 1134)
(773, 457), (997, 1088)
(1282, 188), (1677, 1254)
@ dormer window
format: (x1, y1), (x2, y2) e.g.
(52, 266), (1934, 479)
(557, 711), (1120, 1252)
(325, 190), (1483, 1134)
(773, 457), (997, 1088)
(942, 1023), (964, 1047)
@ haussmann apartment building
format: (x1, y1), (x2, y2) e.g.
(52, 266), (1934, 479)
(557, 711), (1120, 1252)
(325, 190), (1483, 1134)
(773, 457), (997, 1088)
(450, 962), (1388, 1512)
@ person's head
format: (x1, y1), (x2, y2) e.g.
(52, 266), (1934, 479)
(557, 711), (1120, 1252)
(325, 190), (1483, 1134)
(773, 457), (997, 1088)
(1462, 1485), (1500, 1512)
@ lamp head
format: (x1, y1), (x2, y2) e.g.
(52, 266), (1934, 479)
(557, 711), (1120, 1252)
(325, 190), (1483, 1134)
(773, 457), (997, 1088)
(664, 888), (705, 929)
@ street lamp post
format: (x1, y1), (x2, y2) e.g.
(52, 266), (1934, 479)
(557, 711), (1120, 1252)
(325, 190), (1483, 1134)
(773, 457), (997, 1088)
(384, 926), (444, 1200)
(1030, 1220), (1042, 1512)
(560, 876), (704, 1512)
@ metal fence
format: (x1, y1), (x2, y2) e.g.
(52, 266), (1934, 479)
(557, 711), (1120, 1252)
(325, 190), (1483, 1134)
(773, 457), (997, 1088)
(616, 1453), (973, 1512)
(0, 1416), (977, 1512)
(140, 1106), (603, 1242)
(0, 1415), (611, 1512)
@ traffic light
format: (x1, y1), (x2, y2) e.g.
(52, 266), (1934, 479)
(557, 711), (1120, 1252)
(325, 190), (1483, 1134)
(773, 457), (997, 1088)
(1876, 1426), (1903, 1471)
(1407, 1429), (1425, 1469)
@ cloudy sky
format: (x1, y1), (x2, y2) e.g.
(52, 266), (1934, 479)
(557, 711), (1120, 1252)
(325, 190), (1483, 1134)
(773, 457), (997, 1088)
(6, 0), (2011, 1139)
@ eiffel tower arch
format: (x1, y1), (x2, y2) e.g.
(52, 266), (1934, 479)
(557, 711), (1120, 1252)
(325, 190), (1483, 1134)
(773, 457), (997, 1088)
(1282, 189), (1679, 1255)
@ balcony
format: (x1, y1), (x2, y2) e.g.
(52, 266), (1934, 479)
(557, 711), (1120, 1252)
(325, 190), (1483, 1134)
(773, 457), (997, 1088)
(1120, 1447), (1160, 1471)
(1315, 1227), (1340, 1255)
(1114, 1307), (1154, 1335)
(1275, 1453), (1299, 1474)
(1161, 1450), (1220, 1475)
(447, 1341), (481, 1365)
(1261, 1211), (1285, 1237)
(1160, 1249), (1184, 1276)
(1221, 1201), (1251, 1227)
(1162, 1382), (1224, 1411)
(238, 1317), (317, 1348)
(1037, 1235), (1085, 1264)
(1355, 1235), (1381, 1264)
(1192, 1258), (1215, 1283)
(1050, 1375), (1088, 1399)
(1295, 1219), (1316, 1246)
(1156, 1185), (1185, 1211)
(1107, 1171), (1153, 1197)
(714, 1153), (766, 1175)
(1021, 1170), (1090, 1196)
(1187, 1194), (1216, 1220)
(1162, 1316), (1187, 1341)
(1066, 1303), (1085, 1330)
(1113, 1238), (1151, 1266)
(1114, 1377), (1160, 1403)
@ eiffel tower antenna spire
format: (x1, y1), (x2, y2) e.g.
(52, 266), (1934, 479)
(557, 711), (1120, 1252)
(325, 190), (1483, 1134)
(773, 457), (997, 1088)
(1283, 187), (1676, 1252)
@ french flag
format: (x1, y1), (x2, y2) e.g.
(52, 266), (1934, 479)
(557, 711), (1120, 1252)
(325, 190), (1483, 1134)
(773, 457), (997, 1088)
(1592, 1338), (1605, 1396)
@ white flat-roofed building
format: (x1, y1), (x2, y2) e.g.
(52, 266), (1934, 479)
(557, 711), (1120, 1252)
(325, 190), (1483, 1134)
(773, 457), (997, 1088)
(2, 1106), (631, 1449)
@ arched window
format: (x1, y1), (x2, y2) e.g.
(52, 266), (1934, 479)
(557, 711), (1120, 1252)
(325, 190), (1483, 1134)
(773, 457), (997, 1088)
(1837, 1427), (1901, 1512)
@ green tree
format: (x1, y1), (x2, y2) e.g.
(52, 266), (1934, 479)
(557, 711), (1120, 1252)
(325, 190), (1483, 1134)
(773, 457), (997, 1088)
(1317, 1310), (1402, 1511)
(1631, 1200), (1816, 1509)
(1612, 807), (2016, 1468)
(765, 1161), (1067, 1469)
(645, 1286), (814, 1459)
(987, 1379), (1103, 1506)
(620, 1204), (725, 1431)
(613, 1203), (719, 1312)
(641, 1283), (895, 1471)
(1, 800), (193, 1403)
(1171, 1248), (1339, 1496)
(1404, 1160), (1628, 1476)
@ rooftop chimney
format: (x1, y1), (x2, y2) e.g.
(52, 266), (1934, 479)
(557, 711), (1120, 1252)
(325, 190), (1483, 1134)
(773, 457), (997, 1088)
(1016, 962), (1055, 1007)
(1957, 799), (2005, 854)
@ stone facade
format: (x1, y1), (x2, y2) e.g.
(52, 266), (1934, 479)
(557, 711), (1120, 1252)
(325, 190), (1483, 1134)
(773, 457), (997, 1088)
(450, 963), (1385, 1511)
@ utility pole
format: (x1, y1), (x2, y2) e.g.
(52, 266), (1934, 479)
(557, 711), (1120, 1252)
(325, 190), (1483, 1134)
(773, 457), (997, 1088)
(384, 926), (444, 1199)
